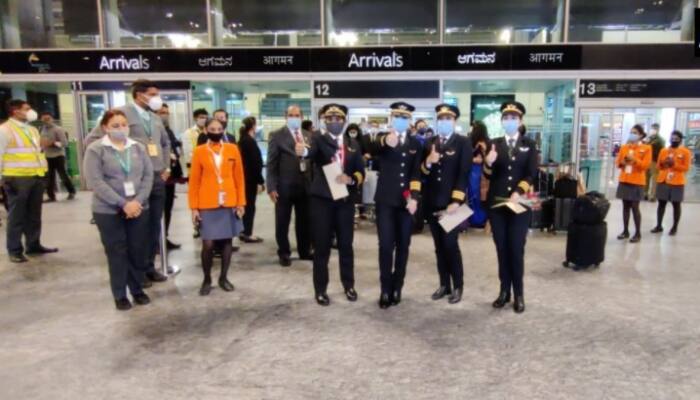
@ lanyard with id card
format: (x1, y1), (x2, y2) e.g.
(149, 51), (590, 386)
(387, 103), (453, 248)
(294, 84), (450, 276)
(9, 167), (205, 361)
(624, 149), (635, 174)
(208, 144), (226, 206)
(115, 147), (136, 196)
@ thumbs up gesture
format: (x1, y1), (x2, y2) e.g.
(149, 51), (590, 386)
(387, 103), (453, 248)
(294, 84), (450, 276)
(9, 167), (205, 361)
(294, 141), (306, 157)
(485, 144), (498, 166)
(385, 131), (399, 148)
(427, 144), (441, 164)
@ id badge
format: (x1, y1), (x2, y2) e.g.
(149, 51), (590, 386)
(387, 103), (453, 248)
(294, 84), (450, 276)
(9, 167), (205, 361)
(124, 181), (136, 197)
(218, 191), (226, 206)
(624, 165), (633, 174)
(668, 172), (675, 182)
(147, 143), (159, 157)
(300, 160), (307, 172)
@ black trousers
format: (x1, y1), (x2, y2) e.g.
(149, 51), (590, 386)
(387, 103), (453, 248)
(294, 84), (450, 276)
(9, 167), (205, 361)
(275, 186), (312, 258)
(45, 156), (75, 200)
(489, 207), (530, 297)
(147, 175), (166, 273)
(94, 212), (149, 300)
(164, 183), (175, 236)
(3, 176), (44, 255)
(311, 196), (355, 295)
(427, 208), (464, 290)
(376, 203), (413, 294)
(243, 180), (258, 236)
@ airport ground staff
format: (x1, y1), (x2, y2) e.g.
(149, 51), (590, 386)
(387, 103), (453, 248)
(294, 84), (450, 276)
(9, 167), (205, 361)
(421, 104), (472, 305)
(84, 109), (153, 311)
(615, 124), (652, 243)
(372, 102), (422, 309)
(483, 101), (538, 314)
(182, 108), (208, 174)
(651, 130), (692, 236)
(0, 99), (57, 263)
(307, 103), (365, 306)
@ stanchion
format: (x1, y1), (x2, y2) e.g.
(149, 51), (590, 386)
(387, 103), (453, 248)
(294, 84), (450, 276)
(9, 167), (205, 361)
(160, 217), (180, 276)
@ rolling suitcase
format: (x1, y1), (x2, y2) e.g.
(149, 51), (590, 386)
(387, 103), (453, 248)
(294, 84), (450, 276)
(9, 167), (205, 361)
(553, 198), (574, 232)
(563, 221), (607, 270)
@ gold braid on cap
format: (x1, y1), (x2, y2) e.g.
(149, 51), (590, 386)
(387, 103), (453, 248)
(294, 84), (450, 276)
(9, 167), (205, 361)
(502, 104), (523, 115)
(437, 106), (456, 117)
(324, 106), (346, 118)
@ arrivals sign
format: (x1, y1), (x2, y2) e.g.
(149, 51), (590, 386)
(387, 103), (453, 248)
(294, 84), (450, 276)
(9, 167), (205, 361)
(0, 44), (697, 75)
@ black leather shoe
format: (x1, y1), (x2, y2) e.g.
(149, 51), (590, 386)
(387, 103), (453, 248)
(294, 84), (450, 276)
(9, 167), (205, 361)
(240, 235), (264, 243)
(25, 246), (58, 255)
(630, 234), (641, 243)
(199, 281), (212, 296)
(431, 286), (451, 300)
(345, 288), (358, 302)
(166, 240), (181, 250)
(617, 232), (630, 240)
(669, 227), (678, 236)
(448, 287), (463, 304)
(9, 254), (29, 263)
(514, 296), (525, 313)
(391, 289), (402, 305)
(115, 298), (132, 311)
(147, 271), (168, 282)
(67, 193), (76, 200)
(492, 291), (511, 308)
(279, 255), (292, 267)
(315, 293), (330, 306)
(299, 253), (314, 261)
(218, 278), (235, 292)
(133, 293), (151, 306)
(379, 293), (392, 309)
(650, 226), (663, 234)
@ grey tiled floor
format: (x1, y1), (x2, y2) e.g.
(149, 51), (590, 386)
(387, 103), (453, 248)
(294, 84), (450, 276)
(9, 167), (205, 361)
(1, 194), (698, 399)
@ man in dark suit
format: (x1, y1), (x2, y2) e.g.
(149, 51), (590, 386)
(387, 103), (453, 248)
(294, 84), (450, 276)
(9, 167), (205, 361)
(371, 102), (422, 309)
(156, 103), (183, 250)
(266, 105), (313, 266)
(306, 103), (365, 306)
(421, 104), (473, 304)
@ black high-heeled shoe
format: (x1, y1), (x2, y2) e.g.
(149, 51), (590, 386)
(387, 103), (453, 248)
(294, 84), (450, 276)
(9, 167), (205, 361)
(492, 291), (511, 308)
(513, 296), (525, 313)
(218, 278), (235, 292)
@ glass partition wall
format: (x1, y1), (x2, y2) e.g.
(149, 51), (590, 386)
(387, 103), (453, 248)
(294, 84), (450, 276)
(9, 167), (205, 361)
(0, 0), (695, 48)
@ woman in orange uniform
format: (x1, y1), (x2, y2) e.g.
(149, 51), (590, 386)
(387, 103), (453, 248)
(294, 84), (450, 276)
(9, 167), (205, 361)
(651, 130), (692, 236)
(189, 119), (246, 296)
(615, 124), (652, 243)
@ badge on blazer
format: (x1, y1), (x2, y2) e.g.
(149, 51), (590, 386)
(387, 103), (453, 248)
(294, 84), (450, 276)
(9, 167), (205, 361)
(519, 147), (530, 152)
(409, 149), (417, 154)
(347, 146), (356, 153)
(445, 150), (456, 156)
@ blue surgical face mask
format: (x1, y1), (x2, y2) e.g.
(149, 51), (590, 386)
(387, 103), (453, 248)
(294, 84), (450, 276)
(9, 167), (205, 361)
(108, 129), (129, 141)
(287, 117), (301, 131)
(436, 119), (454, 137)
(503, 119), (519, 136)
(392, 117), (410, 133)
(416, 127), (427, 136)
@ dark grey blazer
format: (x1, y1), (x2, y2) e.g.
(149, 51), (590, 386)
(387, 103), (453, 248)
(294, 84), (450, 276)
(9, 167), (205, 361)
(266, 126), (312, 196)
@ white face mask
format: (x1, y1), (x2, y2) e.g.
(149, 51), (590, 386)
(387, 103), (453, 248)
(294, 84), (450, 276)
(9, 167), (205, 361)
(25, 109), (38, 122)
(147, 95), (163, 111)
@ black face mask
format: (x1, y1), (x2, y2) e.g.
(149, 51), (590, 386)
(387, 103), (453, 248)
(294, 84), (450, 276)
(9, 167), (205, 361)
(207, 133), (223, 143)
(671, 139), (681, 148)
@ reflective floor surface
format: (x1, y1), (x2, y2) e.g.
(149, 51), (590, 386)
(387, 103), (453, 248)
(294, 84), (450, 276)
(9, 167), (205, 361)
(1, 193), (699, 399)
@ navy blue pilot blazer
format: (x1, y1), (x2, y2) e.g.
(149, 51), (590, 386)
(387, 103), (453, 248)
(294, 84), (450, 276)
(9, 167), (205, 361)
(371, 131), (423, 207)
(483, 135), (539, 206)
(420, 133), (473, 210)
(307, 132), (365, 201)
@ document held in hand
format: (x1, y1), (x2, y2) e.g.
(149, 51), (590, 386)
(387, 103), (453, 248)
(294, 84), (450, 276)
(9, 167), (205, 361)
(492, 200), (528, 214)
(323, 162), (349, 200)
(439, 204), (474, 233)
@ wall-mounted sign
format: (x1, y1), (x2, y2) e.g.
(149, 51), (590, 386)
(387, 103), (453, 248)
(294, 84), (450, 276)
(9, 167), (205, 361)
(0, 44), (697, 75)
(579, 80), (700, 98)
(313, 80), (440, 99)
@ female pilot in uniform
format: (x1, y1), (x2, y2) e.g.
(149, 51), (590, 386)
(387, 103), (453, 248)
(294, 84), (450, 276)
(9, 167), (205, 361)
(483, 102), (538, 314)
